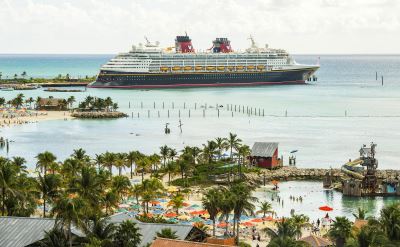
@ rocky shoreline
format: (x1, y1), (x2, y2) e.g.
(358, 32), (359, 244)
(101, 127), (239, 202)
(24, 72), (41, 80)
(71, 111), (128, 119)
(245, 166), (400, 184)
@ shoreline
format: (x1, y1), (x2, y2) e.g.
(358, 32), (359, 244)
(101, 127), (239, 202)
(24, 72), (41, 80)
(0, 110), (73, 128)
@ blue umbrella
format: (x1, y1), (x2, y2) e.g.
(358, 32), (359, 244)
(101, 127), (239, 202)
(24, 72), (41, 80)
(154, 204), (163, 209)
(153, 209), (164, 214)
(158, 198), (167, 202)
(240, 215), (250, 221)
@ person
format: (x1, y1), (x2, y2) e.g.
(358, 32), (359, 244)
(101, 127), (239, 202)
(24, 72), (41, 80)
(317, 218), (320, 227)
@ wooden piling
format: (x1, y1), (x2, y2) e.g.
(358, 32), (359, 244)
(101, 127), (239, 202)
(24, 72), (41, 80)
(129, 102), (131, 108)
(131, 112), (133, 118)
(218, 109), (220, 118)
(168, 110), (170, 118)
(141, 102), (143, 109)
(158, 111), (160, 118)
(376, 71), (378, 80)
(203, 109), (205, 118)
(137, 112), (140, 118)
(163, 102), (165, 109)
(184, 102), (186, 109)
(172, 102), (174, 109)
(195, 103), (197, 110)
(148, 110), (150, 118)
(154, 102), (155, 109)
(189, 110), (191, 118)
(381, 76), (384, 86)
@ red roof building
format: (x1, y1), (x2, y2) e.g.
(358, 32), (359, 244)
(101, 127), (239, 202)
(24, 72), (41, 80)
(249, 142), (281, 169)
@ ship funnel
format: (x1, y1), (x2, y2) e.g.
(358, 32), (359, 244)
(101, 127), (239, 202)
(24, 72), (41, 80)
(212, 38), (232, 53)
(175, 35), (195, 53)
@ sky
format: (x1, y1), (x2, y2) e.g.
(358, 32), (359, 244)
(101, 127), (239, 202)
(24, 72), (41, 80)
(0, 0), (399, 54)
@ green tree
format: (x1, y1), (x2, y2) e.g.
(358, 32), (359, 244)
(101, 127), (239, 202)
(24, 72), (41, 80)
(379, 203), (400, 242)
(259, 201), (274, 217)
(113, 220), (142, 247)
(83, 217), (116, 246)
(136, 156), (151, 182)
(36, 151), (57, 175)
(160, 145), (170, 168)
(227, 132), (242, 159)
(169, 193), (184, 214)
(215, 137), (228, 159)
(37, 174), (62, 217)
(51, 194), (86, 247)
(218, 188), (234, 234)
(202, 188), (221, 236)
(353, 207), (367, 220)
(156, 228), (178, 239)
(329, 216), (353, 247)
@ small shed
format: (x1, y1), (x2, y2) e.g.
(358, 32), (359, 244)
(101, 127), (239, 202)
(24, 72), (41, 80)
(37, 98), (67, 111)
(249, 142), (281, 169)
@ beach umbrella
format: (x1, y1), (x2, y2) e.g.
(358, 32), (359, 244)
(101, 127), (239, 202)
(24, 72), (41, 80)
(191, 216), (203, 223)
(240, 215), (250, 221)
(177, 215), (191, 221)
(242, 222), (254, 227)
(319, 206), (333, 211)
(154, 204), (163, 209)
(205, 220), (213, 225)
(158, 198), (167, 202)
(182, 202), (190, 207)
(153, 209), (164, 215)
(263, 216), (274, 221)
(251, 218), (264, 223)
(168, 218), (179, 223)
(131, 204), (141, 210)
(217, 222), (228, 228)
(189, 204), (201, 209)
(119, 204), (130, 208)
(190, 211), (199, 215)
(150, 200), (160, 205)
(164, 212), (178, 218)
(197, 210), (208, 215)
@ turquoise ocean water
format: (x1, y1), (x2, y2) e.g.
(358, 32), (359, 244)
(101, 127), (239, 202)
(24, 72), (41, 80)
(1, 54), (400, 218)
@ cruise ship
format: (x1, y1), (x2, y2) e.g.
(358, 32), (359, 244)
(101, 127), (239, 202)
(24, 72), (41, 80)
(89, 35), (319, 88)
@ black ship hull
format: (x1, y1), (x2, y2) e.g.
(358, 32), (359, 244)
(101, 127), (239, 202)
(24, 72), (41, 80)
(89, 67), (318, 89)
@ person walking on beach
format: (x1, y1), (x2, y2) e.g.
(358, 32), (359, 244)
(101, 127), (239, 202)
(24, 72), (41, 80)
(317, 218), (320, 227)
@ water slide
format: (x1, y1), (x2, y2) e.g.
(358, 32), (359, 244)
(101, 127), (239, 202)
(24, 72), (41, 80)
(341, 158), (365, 180)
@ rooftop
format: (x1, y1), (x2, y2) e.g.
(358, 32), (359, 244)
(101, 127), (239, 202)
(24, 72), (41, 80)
(151, 238), (234, 247)
(251, 142), (278, 157)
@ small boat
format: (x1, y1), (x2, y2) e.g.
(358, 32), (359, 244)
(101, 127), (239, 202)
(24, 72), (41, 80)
(184, 66), (192, 71)
(257, 65), (265, 70)
(217, 66), (225, 71)
(195, 66), (204, 71)
(236, 66), (244, 70)
(227, 66), (235, 70)
(172, 66), (182, 71)
(247, 65), (255, 70)
(1, 88), (14, 91)
(160, 67), (170, 72)
(206, 66), (216, 71)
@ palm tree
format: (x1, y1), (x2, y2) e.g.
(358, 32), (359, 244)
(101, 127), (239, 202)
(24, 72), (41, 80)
(218, 188), (234, 235)
(115, 153), (127, 176)
(111, 175), (131, 199)
(202, 140), (218, 164)
(67, 96), (76, 109)
(168, 148), (178, 162)
(202, 188), (221, 236)
(37, 174), (62, 217)
(36, 151), (57, 175)
(230, 182), (257, 243)
(113, 220), (142, 247)
(379, 202), (400, 242)
(83, 217), (116, 246)
(73, 167), (103, 215)
(71, 148), (90, 163)
(0, 158), (18, 216)
(136, 156), (151, 182)
(102, 152), (116, 175)
(103, 191), (119, 215)
(215, 137), (228, 159)
(264, 218), (302, 240)
(259, 201), (274, 217)
(156, 228), (178, 239)
(160, 145), (170, 168)
(127, 151), (140, 178)
(288, 214), (310, 239)
(165, 161), (177, 184)
(37, 224), (73, 247)
(11, 156), (27, 174)
(227, 132), (242, 159)
(51, 194), (86, 247)
(353, 207), (367, 220)
(94, 154), (104, 172)
(329, 216), (353, 247)
(346, 221), (391, 247)
(169, 193), (184, 214)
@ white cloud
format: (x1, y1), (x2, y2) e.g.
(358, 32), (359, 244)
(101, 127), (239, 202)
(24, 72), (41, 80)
(0, 0), (399, 53)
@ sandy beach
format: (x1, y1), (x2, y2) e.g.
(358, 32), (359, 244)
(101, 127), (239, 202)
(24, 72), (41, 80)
(0, 110), (73, 128)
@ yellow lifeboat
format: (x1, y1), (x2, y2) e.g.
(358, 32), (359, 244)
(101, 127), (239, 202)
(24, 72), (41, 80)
(160, 67), (169, 72)
(184, 66), (192, 71)
(172, 66), (182, 71)
(247, 65), (255, 70)
(236, 66), (244, 70)
(217, 66), (225, 71)
(257, 65), (265, 70)
(195, 66), (204, 71)
(206, 66), (216, 71)
(227, 66), (234, 71)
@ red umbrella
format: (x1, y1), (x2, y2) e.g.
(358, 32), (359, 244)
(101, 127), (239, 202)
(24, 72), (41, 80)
(242, 222), (254, 227)
(319, 206), (333, 211)
(150, 200), (160, 205)
(263, 216), (274, 221)
(196, 210), (208, 215)
(164, 212), (177, 217)
(217, 222), (228, 228)
(251, 218), (263, 223)
(182, 202), (190, 207)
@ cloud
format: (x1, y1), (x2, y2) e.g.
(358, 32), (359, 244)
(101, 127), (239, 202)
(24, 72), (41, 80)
(0, 0), (399, 53)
